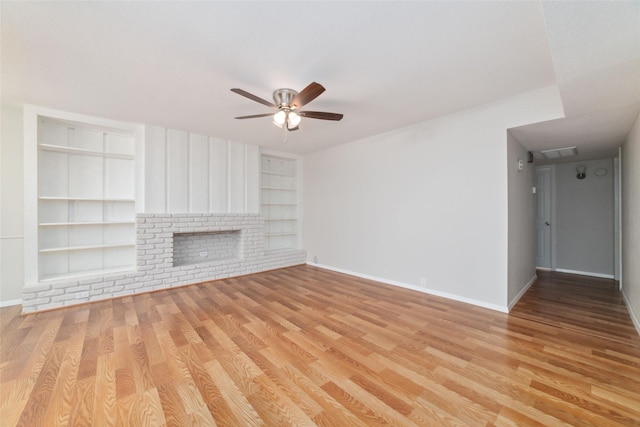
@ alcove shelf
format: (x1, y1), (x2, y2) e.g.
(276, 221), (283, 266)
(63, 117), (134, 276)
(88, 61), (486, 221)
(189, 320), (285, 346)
(261, 154), (299, 251)
(36, 117), (136, 281)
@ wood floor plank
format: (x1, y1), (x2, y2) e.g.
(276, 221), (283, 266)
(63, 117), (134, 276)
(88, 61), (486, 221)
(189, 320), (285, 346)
(92, 353), (117, 427)
(1, 266), (639, 426)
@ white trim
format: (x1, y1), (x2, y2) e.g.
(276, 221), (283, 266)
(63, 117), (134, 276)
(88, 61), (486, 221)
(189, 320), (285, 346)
(554, 268), (615, 279)
(550, 165), (557, 270)
(508, 274), (537, 311)
(135, 124), (145, 214)
(616, 147), (623, 289)
(0, 299), (22, 308)
(622, 289), (640, 337)
(0, 236), (23, 240)
(24, 105), (39, 287)
(25, 105), (140, 133)
(308, 262), (509, 313)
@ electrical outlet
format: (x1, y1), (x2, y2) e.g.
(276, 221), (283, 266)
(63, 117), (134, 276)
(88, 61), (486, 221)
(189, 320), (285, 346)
(200, 251), (208, 257)
(76, 291), (89, 299)
(420, 278), (427, 287)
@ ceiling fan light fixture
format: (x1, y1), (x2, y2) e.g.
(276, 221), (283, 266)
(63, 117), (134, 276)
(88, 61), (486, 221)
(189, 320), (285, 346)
(273, 110), (286, 126)
(288, 111), (301, 128)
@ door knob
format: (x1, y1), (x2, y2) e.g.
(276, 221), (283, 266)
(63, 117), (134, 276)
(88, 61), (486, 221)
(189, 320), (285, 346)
(545, 221), (550, 226)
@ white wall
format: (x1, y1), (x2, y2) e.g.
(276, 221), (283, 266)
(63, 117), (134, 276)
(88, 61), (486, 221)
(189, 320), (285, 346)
(507, 132), (537, 308)
(555, 158), (615, 277)
(303, 86), (564, 311)
(144, 125), (260, 214)
(0, 104), (25, 305)
(622, 112), (640, 333)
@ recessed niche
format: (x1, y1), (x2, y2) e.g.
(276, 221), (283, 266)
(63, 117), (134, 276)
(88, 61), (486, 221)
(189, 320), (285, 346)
(173, 230), (241, 267)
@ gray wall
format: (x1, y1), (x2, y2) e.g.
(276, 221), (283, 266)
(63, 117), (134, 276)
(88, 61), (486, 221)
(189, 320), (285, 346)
(507, 132), (537, 307)
(555, 158), (615, 276)
(622, 112), (640, 333)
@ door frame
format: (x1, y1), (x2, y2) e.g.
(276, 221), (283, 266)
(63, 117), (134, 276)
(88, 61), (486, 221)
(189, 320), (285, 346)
(536, 165), (557, 270)
(614, 149), (622, 287)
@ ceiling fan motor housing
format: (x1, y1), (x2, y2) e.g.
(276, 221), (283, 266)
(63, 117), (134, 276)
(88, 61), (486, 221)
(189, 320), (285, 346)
(273, 88), (298, 109)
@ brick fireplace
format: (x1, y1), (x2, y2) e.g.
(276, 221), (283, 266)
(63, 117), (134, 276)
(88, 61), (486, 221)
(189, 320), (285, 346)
(21, 213), (306, 312)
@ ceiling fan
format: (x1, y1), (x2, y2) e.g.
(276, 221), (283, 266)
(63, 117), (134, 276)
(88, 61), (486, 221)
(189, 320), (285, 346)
(231, 82), (343, 139)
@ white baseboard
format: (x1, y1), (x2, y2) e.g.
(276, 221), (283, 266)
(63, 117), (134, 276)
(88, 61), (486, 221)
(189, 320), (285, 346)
(307, 262), (509, 313)
(0, 299), (22, 308)
(621, 290), (640, 337)
(554, 268), (615, 279)
(508, 274), (537, 312)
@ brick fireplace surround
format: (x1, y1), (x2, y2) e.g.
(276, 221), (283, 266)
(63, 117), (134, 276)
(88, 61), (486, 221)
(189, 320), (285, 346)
(21, 214), (306, 313)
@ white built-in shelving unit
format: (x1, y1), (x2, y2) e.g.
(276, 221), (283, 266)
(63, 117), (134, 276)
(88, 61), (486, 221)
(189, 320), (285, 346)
(261, 154), (299, 251)
(36, 117), (136, 281)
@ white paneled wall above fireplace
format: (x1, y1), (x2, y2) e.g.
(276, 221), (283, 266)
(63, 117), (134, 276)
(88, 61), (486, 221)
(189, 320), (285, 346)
(144, 125), (260, 214)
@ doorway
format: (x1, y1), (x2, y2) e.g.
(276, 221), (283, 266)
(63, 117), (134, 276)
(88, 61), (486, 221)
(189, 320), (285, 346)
(535, 166), (552, 269)
(535, 159), (620, 278)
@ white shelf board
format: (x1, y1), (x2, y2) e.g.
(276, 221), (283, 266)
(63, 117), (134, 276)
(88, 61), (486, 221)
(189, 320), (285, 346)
(39, 221), (135, 227)
(39, 196), (135, 202)
(39, 143), (134, 160)
(262, 170), (296, 177)
(266, 232), (297, 236)
(39, 242), (135, 253)
(264, 248), (298, 253)
(261, 186), (297, 191)
(261, 202), (298, 206)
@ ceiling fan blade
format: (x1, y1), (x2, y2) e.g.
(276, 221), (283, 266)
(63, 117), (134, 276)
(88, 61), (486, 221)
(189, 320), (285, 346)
(290, 82), (325, 109)
(234, 113), (275, 119)
(231, 88), (277, 108)
(299, 111), (344, 121)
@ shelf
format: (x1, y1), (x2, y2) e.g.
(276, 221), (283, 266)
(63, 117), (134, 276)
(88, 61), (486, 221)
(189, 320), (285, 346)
(39, 221), (135, 227)
(39, 143), (134, 160)
(262, 186), (296, 191)
(261, 202), (297, 206)
(39, 197), (135, 202)
(39, 242), (135, 253)
(264, 248), (298, 254)
(262, 170), (296, 177)
(38, 266), (136, 282)
(35, 116), (137, 283)
(262, 154), (298, 251)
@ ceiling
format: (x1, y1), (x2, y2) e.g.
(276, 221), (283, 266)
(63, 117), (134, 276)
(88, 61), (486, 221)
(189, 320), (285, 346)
(510, 1), (640, 164)
(2, 1), (639, 156)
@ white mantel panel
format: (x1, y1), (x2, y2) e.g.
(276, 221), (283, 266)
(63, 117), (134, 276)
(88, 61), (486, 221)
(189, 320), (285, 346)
(245, 144), (260, 213)
(188, 133), (209, 213)
(228, 141), (246, 213)
(143, 126), (260, 214)
(166, 129), (189, 213)
(144, 125), (166, 213)
(209, 137), (228, 213)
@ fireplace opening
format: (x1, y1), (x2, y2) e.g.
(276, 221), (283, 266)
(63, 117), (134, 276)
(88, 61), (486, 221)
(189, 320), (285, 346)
(172, 230), (241, 267)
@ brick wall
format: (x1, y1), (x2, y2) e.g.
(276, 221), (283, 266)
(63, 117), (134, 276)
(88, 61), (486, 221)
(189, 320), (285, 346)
(21, 214), (306, 312)
(173, 230), (241, 266)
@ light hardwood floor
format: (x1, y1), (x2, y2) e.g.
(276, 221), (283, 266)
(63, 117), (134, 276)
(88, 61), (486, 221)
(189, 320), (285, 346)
(1, 265), (639, 426)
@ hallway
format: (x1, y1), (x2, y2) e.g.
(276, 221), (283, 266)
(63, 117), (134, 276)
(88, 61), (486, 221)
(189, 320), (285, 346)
(511, 269), (640, 346)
